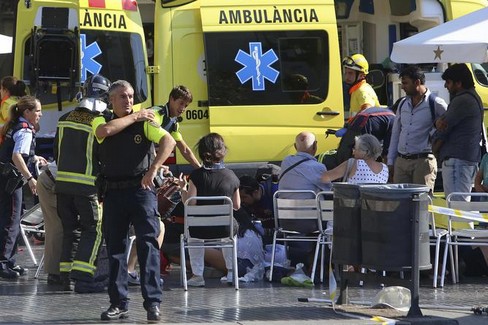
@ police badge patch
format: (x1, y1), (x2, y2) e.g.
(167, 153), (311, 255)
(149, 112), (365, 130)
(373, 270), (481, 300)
(134, 134), (142, 144)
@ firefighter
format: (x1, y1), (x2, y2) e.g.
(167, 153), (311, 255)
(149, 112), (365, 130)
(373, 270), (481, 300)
(54, 74), (111, 291)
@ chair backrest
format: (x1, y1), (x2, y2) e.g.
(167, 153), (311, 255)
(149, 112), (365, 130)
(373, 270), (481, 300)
(184, 196), (234, 240)
(273, 190), (320, 234)
(21, 203), (44, 227)
(427, 196), (443, 237)
(316, 191), (334, 223)
(446, 192), (488, 230)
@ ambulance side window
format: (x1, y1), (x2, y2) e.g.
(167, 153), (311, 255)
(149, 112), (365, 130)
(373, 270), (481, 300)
(204, 30), (329, 106)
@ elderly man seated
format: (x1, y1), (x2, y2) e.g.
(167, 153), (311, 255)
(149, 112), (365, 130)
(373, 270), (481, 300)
(279, 131), (331, 197)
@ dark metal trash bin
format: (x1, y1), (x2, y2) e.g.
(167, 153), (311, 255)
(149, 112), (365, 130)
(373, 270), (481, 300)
(360, 184), (431, 271)
(332, 183), (362, 265)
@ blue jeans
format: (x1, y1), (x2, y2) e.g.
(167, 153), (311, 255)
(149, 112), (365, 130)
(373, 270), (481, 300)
(442, 158), (478, 199)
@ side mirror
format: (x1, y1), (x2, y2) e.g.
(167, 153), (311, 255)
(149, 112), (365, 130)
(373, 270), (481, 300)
(366, 69), (385, 89)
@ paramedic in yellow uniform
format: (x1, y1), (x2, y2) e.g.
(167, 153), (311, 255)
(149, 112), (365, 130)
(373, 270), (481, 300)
(342, 54), (380, 117)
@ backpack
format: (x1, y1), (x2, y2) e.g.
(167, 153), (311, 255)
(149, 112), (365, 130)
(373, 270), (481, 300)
(396, 93), (438, 122)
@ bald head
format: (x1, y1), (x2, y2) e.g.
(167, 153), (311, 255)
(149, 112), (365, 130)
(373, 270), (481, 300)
(294, 131), (317, 155)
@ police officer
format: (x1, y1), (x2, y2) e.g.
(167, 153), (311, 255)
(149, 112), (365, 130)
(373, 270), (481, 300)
(93, 80), (175, 321)
(0, 96), (45, 279)
(54, 74), (111, 291)
(155, 85), (200, 168)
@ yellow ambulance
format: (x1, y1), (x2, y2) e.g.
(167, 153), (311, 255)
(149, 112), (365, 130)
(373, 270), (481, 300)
(148, 0), (488, 166)
(3, 0), (488, 166)
(151, 0), (345, 164)
(9, 0), (150, 145)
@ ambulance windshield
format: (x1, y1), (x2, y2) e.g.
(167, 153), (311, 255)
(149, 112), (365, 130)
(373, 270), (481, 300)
(205, 30), (328, 106)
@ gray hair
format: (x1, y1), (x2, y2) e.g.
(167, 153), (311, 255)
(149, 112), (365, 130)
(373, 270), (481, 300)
(108, 80), (133, 97)
(354, 134), (382, 159)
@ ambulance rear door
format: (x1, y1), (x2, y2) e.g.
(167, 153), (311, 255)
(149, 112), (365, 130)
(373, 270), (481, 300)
(199, 0), (344, 163)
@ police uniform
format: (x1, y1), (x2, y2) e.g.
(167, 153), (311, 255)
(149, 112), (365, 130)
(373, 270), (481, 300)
(156, 104), (183, 142)
(54, 107), (104, 282)
(93, 112), (167, 311)
(0, 118), (35, 276)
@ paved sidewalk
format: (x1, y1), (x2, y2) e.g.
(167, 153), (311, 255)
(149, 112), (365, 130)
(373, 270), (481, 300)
(1, 244), (488, 324)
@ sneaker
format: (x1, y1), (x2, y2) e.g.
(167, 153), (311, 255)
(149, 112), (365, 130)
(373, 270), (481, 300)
(100, 306), (129, 321)
(128, 271), (140, 286)
(187, 275), (205, 287)
(9, 265), (27, 276)
(0, 268), (20, 279)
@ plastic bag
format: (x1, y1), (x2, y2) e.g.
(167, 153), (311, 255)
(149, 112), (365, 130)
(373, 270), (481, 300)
(239, 263), (265, 283)
(280, 263), (314, 288)
(371, 286), (411, 312)
(264, 244), (290, 268)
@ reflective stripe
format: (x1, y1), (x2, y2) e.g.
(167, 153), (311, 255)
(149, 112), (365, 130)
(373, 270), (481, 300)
(72, 260), (96, 276)
(58, 121), (93, 133)
(88, 204), (103, 266)
(60, 262), (73, 273)
(57, 171), (96, 186)
(85, 129), (94, 177)
(56, 120), (96, 186)
(57, 126), (63, 162)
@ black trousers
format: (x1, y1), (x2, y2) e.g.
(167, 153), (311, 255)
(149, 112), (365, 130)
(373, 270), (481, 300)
(57, 193), (103, 281)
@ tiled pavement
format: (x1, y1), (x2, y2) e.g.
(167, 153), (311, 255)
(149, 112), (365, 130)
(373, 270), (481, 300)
(1, 243), (488, 324)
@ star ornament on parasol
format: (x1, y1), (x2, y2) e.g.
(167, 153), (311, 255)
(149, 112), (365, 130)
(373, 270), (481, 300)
(433, 45), (444, 60)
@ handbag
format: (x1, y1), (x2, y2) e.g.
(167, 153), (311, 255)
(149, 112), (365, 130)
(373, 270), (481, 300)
(0, 162), (24, 195)
(156, 176), (181, 219)
(342, 158), (355, 182)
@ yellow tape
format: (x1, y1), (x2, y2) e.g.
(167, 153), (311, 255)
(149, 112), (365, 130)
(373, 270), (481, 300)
(428, 205), (488, 223)
(371, 316), (397, 324)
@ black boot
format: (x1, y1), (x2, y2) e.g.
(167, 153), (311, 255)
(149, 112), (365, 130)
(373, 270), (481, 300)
(47, 274), (63, 285)
(60, 272), (73, 291)
(147, 306), (161, 322)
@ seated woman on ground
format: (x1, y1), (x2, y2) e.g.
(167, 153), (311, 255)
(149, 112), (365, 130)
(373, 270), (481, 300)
(177, 132), (240, 287)
(322, 133), (388, 184)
